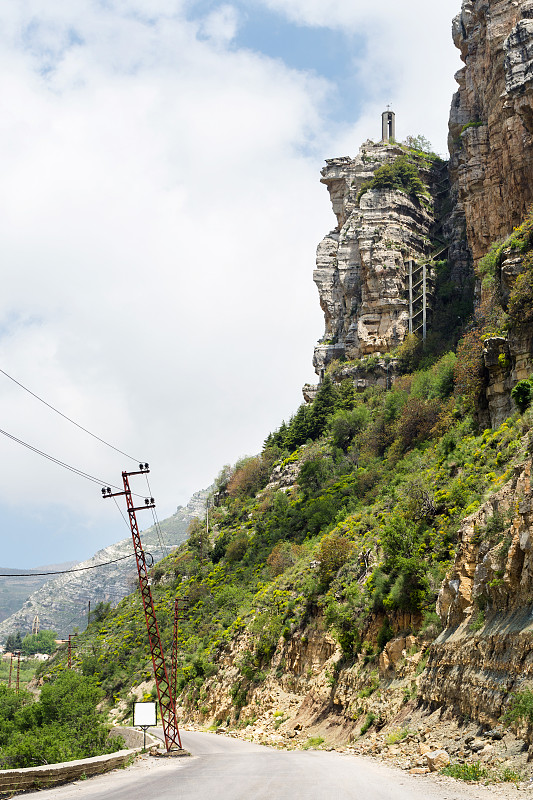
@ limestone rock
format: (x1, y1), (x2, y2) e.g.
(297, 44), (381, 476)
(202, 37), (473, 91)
(449, 0), (533, 272)
(426, 749), (450, 772)
(311, 144), (438, 376)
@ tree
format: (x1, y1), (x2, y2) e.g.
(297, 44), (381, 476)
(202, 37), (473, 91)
(0, 671), (124, 768)
(21, 630), (57, 656)
(4, 632), (23, 653)
(403, 134), (433, 154)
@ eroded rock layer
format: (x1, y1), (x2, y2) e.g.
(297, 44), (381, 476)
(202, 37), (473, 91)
(421, 457), (533, 727)
(449, 0), (533, 268)
(312, 143), (437, 375)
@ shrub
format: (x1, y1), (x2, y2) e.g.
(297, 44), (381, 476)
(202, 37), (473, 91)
(441, 762), (487, 781)
(225, 535), (248, 563)
(266, 542), (300, 576)
(0, 672), (123, 769)
(302, 736), (324, 749)
(360, 713), (376, 735)
(376, 618), (393, 652)
(394, 397), (441, 451)
(227, 455), (272, 499)
(357, 155), (428, 204)
(504, 689), (533, 727)
(329, 406), (370, 452)
(385, 728), (413, 745)
(454, 328), (485, 410)
(511, 378), (533, 413)
(317, 533), (354, 584)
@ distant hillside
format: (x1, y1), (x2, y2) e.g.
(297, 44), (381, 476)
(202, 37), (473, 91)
(0, 562), (77, 624)
(0, 490), (207, 640)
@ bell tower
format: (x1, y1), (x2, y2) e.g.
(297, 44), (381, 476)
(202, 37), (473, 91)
(382, 108), (395, 142)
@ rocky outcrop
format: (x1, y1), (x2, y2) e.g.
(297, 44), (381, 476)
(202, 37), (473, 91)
(449, 0), (533, 269)
(312, 144), (438, 376)
(421, 456), (533, 726)
(481, 327), (533, 427)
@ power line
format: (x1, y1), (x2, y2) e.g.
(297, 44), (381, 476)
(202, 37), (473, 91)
(0, 552), (136, 577)
(0, 427), (145, 497)
(0, 367), (140, 462)
(145, 474), (169, 558)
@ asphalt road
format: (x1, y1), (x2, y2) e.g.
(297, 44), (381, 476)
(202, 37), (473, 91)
(19, 730), (512, 800)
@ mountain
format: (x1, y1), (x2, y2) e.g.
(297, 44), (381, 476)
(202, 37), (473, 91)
(0, 562), (78, 624)
(0, 490), (208, 641)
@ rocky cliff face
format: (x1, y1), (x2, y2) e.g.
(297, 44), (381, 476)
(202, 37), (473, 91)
(312, 143), (438, 376)
(449, 0), (533, 269)
(311, 137), (473, 384)
(421, 452), (533, 729)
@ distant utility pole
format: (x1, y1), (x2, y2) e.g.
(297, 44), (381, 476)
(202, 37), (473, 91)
(8, 653), (13, 688)
(87, 600), (91, 630)
(15, 651), (21, 694)
(68, 634), (76, 668)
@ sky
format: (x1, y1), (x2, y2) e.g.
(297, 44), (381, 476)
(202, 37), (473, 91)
(0, 0), (462, 567)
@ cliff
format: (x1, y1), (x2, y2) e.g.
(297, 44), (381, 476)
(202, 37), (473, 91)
(311, 141), (472, 388)
(449, 0), (533, 269)
(421, 454), (533, 733)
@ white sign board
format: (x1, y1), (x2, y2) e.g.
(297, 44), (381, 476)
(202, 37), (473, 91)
(134, 702), (156, 727)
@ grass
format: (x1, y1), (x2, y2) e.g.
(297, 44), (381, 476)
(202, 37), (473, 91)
(385, 728), (413, 745)
(500, 767), (522, 783)
(360, 713), (376, 736)
(441, 762), (488, 781)
(302, 736), (324, 750)
(442, 761), (523, 784)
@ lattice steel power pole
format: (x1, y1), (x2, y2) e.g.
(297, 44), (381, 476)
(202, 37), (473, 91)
(102, 466), (182, 751)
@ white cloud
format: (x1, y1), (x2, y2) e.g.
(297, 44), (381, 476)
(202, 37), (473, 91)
(0, 0), (332, 565)
(251, 0), (462, 155)
(0, 0), (463, 565)
(200, 4), (240, 45)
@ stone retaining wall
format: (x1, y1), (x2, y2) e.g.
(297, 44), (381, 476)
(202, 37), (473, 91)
(0, 727), (159, 795)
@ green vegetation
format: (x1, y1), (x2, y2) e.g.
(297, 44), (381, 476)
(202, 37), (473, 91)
(441, 761), (488, 781)
(40, 340), (527, 721)
(460, 121), (485, 134)
(504, 689), (533, 728)
(36, 207), (533, 727)
(0, 657), (40, 691)
(511, 378), (533, 413)
(5, 629), (58, 656)
(21, 630), (58, 656)
(478, 206), (533, 326)
(357, 154), (428, 204)
(385, 727), (413, 745)
(0, 671), (123, 768)
(302, 736), (324, 749)
(360, 713), (376, 735)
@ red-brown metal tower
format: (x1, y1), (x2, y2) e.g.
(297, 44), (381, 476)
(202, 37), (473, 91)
(102, 466), (182, 751)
